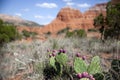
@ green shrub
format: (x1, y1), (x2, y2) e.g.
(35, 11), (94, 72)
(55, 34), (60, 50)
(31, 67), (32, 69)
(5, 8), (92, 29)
(94, 2), (120, 40)
(0, 19), (20, 44)
(66, 29), (87, 38)
(66, 31), (74, 37)
(22, 30), (31, 38)
(30, 32), (38, 36)
(76, 29), (87, 37)
(57, 27), (70, 35)
(22, 30), (38, 38)
(0, 33), (9, 43)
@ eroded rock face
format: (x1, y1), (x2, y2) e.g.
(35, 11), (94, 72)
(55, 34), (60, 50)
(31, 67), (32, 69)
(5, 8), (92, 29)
(41, 19), (66, 34)
(42, 3), (107, 34)
(57, 7), (83, 22)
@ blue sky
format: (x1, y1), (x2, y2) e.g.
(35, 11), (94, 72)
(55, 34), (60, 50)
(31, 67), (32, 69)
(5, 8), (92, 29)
(0, 0), (109, 25)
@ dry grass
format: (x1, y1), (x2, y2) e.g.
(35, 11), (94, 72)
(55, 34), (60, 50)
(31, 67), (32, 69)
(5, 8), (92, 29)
(0, 38), (119, 80)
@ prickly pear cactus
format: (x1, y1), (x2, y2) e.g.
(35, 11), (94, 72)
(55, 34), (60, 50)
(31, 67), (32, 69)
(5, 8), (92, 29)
(87, 56), (102, 75)
(49, 57), (56, 69)
(74, 57), (87, 73)
(55, 62), (63, 75)
(56, 53), (68, 66)
(49, 56), (63, 75)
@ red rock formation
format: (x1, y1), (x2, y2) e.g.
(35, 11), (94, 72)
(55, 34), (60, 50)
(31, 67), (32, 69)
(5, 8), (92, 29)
(41, 19), (66, 34)
(16, 3), (107, 37)
(57, 7), (83, 22)
(42, 3), (107, 34)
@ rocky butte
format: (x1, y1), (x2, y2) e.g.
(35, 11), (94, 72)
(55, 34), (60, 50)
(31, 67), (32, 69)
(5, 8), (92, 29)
(41, 3), (107, 34)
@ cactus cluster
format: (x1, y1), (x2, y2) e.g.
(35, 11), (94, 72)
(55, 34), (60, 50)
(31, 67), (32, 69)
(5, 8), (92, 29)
(74, 54), (102, 80)
(48, 49), (68, 75)
(47, 49), (103, 80)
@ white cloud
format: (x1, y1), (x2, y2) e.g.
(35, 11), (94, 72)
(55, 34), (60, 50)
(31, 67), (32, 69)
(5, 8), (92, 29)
(63, 0), (72, 2)
(22, 8), (29, 12)
(36, 2), (57, 8)
(66, 2), (74, 6)
(63, 0), (74, 6)
(77, 3), (91, 8)
(15, 13), (22, 16)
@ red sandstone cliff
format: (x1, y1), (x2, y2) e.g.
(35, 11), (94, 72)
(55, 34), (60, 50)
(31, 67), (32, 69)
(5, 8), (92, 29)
(1, 3), (107, 36)
(42, 3), (107, 34)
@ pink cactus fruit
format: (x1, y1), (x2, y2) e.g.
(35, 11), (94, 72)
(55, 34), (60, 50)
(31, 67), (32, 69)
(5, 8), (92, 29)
(76, 53), (81, 57)
(89, 74), (93, 79)
(91, 78), (95, 80)
(62, 49), (66, 53)
(52, 53), (56, 57)
(59, 49), (63, 53)
(82, 72), (89, 78)
(49, 54), (52, 57)
(77, 73), (82, 79)
(82, 56), (86, 60)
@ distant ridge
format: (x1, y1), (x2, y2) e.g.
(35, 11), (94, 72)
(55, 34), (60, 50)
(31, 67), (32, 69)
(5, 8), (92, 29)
(0, 14), (43, 27)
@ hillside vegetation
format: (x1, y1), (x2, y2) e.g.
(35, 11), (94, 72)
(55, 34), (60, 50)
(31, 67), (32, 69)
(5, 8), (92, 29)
(0, 19), (21, 44)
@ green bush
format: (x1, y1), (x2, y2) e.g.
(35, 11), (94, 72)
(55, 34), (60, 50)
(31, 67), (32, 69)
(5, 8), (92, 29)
(57, 27), (70, 35)
(66, 29), (87, 38)
(66, 31), (74, 37)
(76, 29), (87, 37)
(0, 19), (20, 44)
(0, 33), (9, 43)
(94, 2), (120, 40)
(22, 30), (31, 38)
(22, 30), (38, 38)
